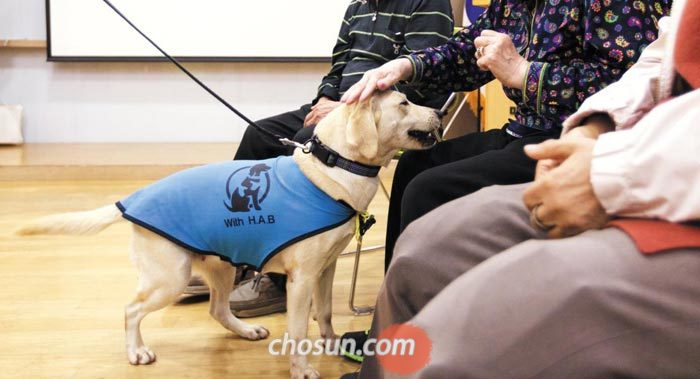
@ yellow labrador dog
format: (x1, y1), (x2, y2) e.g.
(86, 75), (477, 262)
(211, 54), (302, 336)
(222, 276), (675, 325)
(16, 91), (440, 378)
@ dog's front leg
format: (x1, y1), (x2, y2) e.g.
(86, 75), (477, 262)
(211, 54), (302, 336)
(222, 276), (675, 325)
(313, 259), (338, 345)
(286, 269), (321, 379)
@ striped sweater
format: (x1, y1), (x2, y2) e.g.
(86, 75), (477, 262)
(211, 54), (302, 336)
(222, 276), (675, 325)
(316, 0), (454, 109)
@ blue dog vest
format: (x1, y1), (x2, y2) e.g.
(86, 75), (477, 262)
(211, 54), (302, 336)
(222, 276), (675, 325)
(116, 156), (356, 270)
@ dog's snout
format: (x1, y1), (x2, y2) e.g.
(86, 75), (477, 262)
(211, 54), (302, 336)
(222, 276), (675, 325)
(429, 109), (443, 129)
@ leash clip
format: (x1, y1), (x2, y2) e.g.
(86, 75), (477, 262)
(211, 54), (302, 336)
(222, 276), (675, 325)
(354, 212), (376, 242)
(279, 138), (313, 154)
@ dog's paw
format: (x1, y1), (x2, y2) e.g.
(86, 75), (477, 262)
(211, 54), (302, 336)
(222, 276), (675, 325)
(127, 346), (156, 365)
(240, 324), (269, 340)
(291, 365), (321, 379)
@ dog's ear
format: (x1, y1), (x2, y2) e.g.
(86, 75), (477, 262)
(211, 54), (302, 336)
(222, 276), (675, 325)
(345, 98), (378, 160)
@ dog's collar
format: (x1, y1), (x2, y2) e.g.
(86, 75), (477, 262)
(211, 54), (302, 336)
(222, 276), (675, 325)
(308, 136), (381, 178)
(280, 136), (381, 178)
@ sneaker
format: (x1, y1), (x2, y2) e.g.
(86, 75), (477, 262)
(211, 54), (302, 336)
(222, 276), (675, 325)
(339, 330), (369, 364)
(183, 275), (209, 296)
(229, 274), (287, 318)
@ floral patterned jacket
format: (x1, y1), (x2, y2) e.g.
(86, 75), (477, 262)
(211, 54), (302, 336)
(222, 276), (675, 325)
(405, 0), (672, 134)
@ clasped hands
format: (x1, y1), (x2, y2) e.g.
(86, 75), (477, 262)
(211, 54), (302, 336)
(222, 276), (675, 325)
(523, 125), (610, 238)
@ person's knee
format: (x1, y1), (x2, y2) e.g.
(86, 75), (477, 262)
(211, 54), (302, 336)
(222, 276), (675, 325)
(392, 222), (431, 266)
(396, 150), (427, 169)
(384, 243), (427, 297)
(235, 124), (288, 160)
(400, 171), (442, 225)
(292, 125), (315, 143)
(487, 239), (606, 314)
(393, 150), (431, 185)
(403, 183), (527, 238)
(240, 124), (263, 145)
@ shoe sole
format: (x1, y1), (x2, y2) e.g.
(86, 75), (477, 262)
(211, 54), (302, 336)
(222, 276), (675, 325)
(231, 300), (287, 318)
(183, 285), (210, 296)
(340, 348), (364, 364)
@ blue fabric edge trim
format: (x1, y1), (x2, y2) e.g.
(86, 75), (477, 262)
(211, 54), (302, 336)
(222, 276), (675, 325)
(115, 201), (356, 272)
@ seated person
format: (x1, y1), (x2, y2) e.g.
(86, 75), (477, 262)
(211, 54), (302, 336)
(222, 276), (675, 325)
(185, 0), (455, 317)
(339, 0), (671, 359)
(342, 0), (671, 273)
(348, 1), (700, 376)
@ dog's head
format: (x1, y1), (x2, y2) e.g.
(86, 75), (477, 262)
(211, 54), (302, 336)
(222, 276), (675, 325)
(315, 91), (442, 167)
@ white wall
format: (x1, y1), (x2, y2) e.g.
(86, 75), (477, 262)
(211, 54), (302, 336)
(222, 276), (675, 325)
(0, 0), (44, 39)
(0, 0), (330, 143)
(48, 0), (345, 59)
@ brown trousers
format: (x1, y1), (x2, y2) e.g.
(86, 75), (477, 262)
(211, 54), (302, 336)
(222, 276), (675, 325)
(360, 184), (700, 379)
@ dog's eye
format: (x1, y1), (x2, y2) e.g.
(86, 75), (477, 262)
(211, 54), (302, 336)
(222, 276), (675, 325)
(400, 100), (409, 106)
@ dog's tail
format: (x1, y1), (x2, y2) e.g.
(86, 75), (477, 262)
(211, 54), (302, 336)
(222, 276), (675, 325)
(15, 205), (123, 236)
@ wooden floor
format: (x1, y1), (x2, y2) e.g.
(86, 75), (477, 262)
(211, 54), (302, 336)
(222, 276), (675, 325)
(0, 144), (393, 378)
(0, 143), (241, 180)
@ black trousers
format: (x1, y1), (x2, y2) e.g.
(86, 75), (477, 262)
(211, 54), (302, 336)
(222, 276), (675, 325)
(384, 127), (558, 272)
(233, 104), (316, 161)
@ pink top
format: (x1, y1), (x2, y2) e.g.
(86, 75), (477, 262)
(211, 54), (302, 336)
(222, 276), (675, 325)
(562, 0), (700, 253)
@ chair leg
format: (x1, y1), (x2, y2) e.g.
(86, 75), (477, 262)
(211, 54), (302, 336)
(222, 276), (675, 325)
(346, 171), (390, 314)
(341, 178), (388, 256)
(340, 243), (383, 256)
(348, 236), (375, 316)
(379, 177), (390, 200)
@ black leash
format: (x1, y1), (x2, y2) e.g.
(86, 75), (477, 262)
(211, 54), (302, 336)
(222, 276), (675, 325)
(101, 0), (381, 178)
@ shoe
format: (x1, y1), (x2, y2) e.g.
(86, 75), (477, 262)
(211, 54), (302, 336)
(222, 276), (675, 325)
(229, 274), (287, 318)
(340, 372), (359, 379)
(339, 330), (369, 364)
(183, 275), (209, 296)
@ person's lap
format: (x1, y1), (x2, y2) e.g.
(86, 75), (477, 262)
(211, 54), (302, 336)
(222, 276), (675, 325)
(233, 103), (313, 161)
(384, 129), (556, 270)
(410, 229), (700, 378)
(399, 135), (549, 230)
(362, 184), (700, 378)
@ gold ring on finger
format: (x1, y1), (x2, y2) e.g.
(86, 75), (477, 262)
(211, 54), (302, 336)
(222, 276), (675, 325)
(530, 204), (555, 231)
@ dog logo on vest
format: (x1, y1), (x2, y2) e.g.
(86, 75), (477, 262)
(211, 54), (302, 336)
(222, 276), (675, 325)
(224, 163), (272, 212)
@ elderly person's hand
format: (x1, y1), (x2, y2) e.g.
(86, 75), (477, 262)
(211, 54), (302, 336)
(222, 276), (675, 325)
(340, 58), (413, 104)
(533, 114), (615, 179)
(303, 97), (341, 127)
(523, 136), (610, 238)
(474, 30), (529, 89)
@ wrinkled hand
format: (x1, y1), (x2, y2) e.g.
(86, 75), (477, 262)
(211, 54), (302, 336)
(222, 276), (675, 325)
(340, 58), (413, 104)
(523, 137), (610, 238)
(303, 97), (341, 127)
(534, 115), (614, 179)
(474, 30), (529, 89)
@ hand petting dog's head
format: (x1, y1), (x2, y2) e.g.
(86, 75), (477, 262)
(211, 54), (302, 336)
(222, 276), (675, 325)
(316, 91), (442, 167)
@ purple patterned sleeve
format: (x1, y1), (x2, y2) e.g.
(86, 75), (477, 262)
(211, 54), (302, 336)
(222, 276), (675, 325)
(526, 0), (670, 123)
(522, 61), (548, 114)
(396, 0), (670, 132)
(403, 4), (497, 94)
